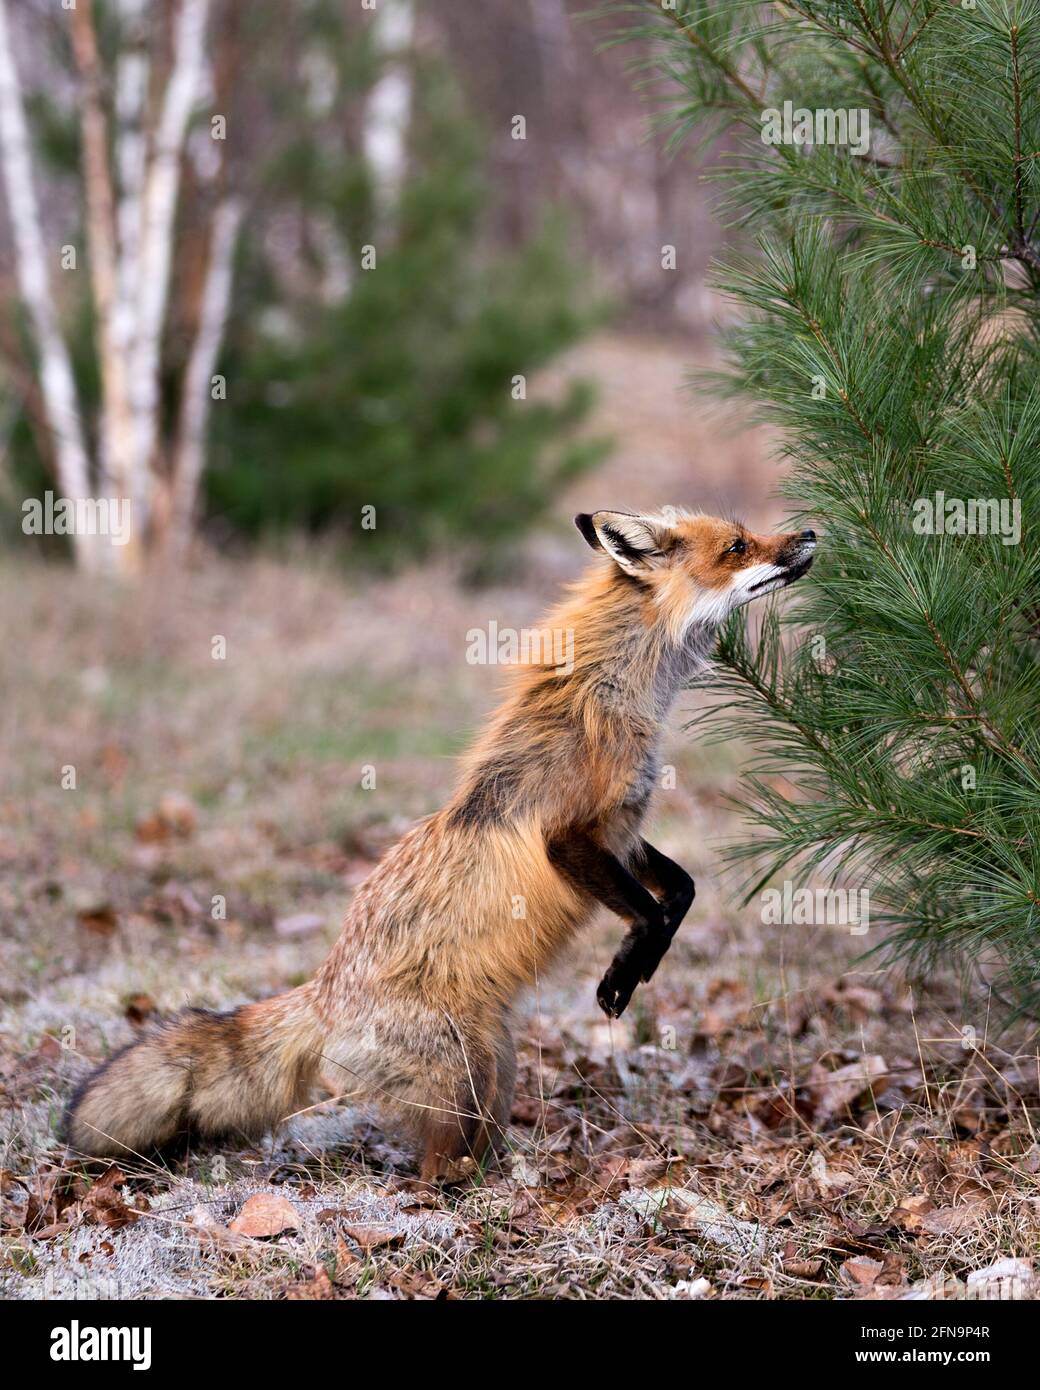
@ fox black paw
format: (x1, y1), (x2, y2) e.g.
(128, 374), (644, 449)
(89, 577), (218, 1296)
(597, 959), (641, 1017)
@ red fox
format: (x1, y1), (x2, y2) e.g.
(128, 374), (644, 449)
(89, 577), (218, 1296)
(67, 510), (815, 1180)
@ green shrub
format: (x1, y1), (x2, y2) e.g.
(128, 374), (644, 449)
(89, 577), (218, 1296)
(207, 69), (606, 571)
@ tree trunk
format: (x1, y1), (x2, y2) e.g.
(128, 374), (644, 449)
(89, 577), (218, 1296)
(71, 0), (141, 573)
(112, 0), (150, 507)
(0, 0), (98, 569)
(165, 193), (242, 554)
(363, 0), (415, 227)
(128, 0), (210, 531)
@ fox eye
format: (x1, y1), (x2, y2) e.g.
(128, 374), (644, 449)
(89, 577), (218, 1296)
(725, 538), (748, 556)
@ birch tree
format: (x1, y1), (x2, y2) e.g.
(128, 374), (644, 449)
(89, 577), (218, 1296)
(0, 0), (93, 567)
(363, 0), (414, 226)
(0, 0), (241, 570)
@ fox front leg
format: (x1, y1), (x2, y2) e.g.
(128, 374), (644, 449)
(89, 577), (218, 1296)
(546, 828), (669, 1018)
(595, 840), (694, 1010)
(626, 838), (695, 983)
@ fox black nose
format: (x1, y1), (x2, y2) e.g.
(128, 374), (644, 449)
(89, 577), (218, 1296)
(800, 529), (816, 542)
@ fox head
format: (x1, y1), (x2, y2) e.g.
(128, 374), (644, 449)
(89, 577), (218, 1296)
(575, 509), (816, 635)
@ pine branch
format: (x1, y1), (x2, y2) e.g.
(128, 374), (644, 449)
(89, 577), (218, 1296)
(614, 0), (1040, 1018)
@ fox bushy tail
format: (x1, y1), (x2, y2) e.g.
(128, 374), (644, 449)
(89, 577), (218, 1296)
(65, 987), (323, 1159)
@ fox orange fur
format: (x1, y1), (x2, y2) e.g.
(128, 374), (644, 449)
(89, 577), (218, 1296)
(66, 510), (816, 1180)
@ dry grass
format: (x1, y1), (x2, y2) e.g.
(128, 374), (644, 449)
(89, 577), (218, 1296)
(2, 333), (1038, 1301)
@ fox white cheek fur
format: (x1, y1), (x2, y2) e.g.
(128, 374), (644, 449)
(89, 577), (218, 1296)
(684, 558), (792, 629)
(731, 560), (786, 605)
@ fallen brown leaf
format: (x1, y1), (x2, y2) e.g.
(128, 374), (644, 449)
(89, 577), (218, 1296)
(228, 1193), (301, 1238)
(388, 1269), (450, 1299)
(82, 1193), (137, 1230)
(891, 1194), (935, 1231)
(187, 1205), (257, 1254)
(919, 1204), (989, 1236)
(286, 1269), (337, 1300)
(341, 1224), (405, 1253)
(841, 1256), (884, 1288)
(24, 1166), (83, 1237)
(809, 1055), (887, 1121)
(334, 1236), (360, 1271)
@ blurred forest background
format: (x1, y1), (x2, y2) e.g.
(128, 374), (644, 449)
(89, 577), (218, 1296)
(3, 0), (1038, 1303)
(0, 0), (731, 572)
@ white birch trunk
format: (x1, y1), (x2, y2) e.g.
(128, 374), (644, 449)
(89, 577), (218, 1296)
(363, 0), (414, 223)
(0, 0), (95, 565)
(128, 0), (210, 519)
(168, 193), (242, 550)
(112, 0), (149, 442)
(71, 0), (137, 571)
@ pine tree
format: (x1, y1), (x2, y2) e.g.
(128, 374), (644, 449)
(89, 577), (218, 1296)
(615, 0), (1040, 1016)
(205, 14), (604, 573)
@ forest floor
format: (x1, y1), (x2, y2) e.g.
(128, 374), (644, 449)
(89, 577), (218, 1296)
(2, 333), (1039, 1301)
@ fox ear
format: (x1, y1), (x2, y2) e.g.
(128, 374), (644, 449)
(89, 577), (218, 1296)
(574, 513), (604, 551)
(575, 510), (670, 574)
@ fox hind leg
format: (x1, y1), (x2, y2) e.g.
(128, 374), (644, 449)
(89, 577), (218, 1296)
(418, 1017), (518, 1184)
(322, 1004), (513, 1184)
(419, 1042), (497, 1184)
